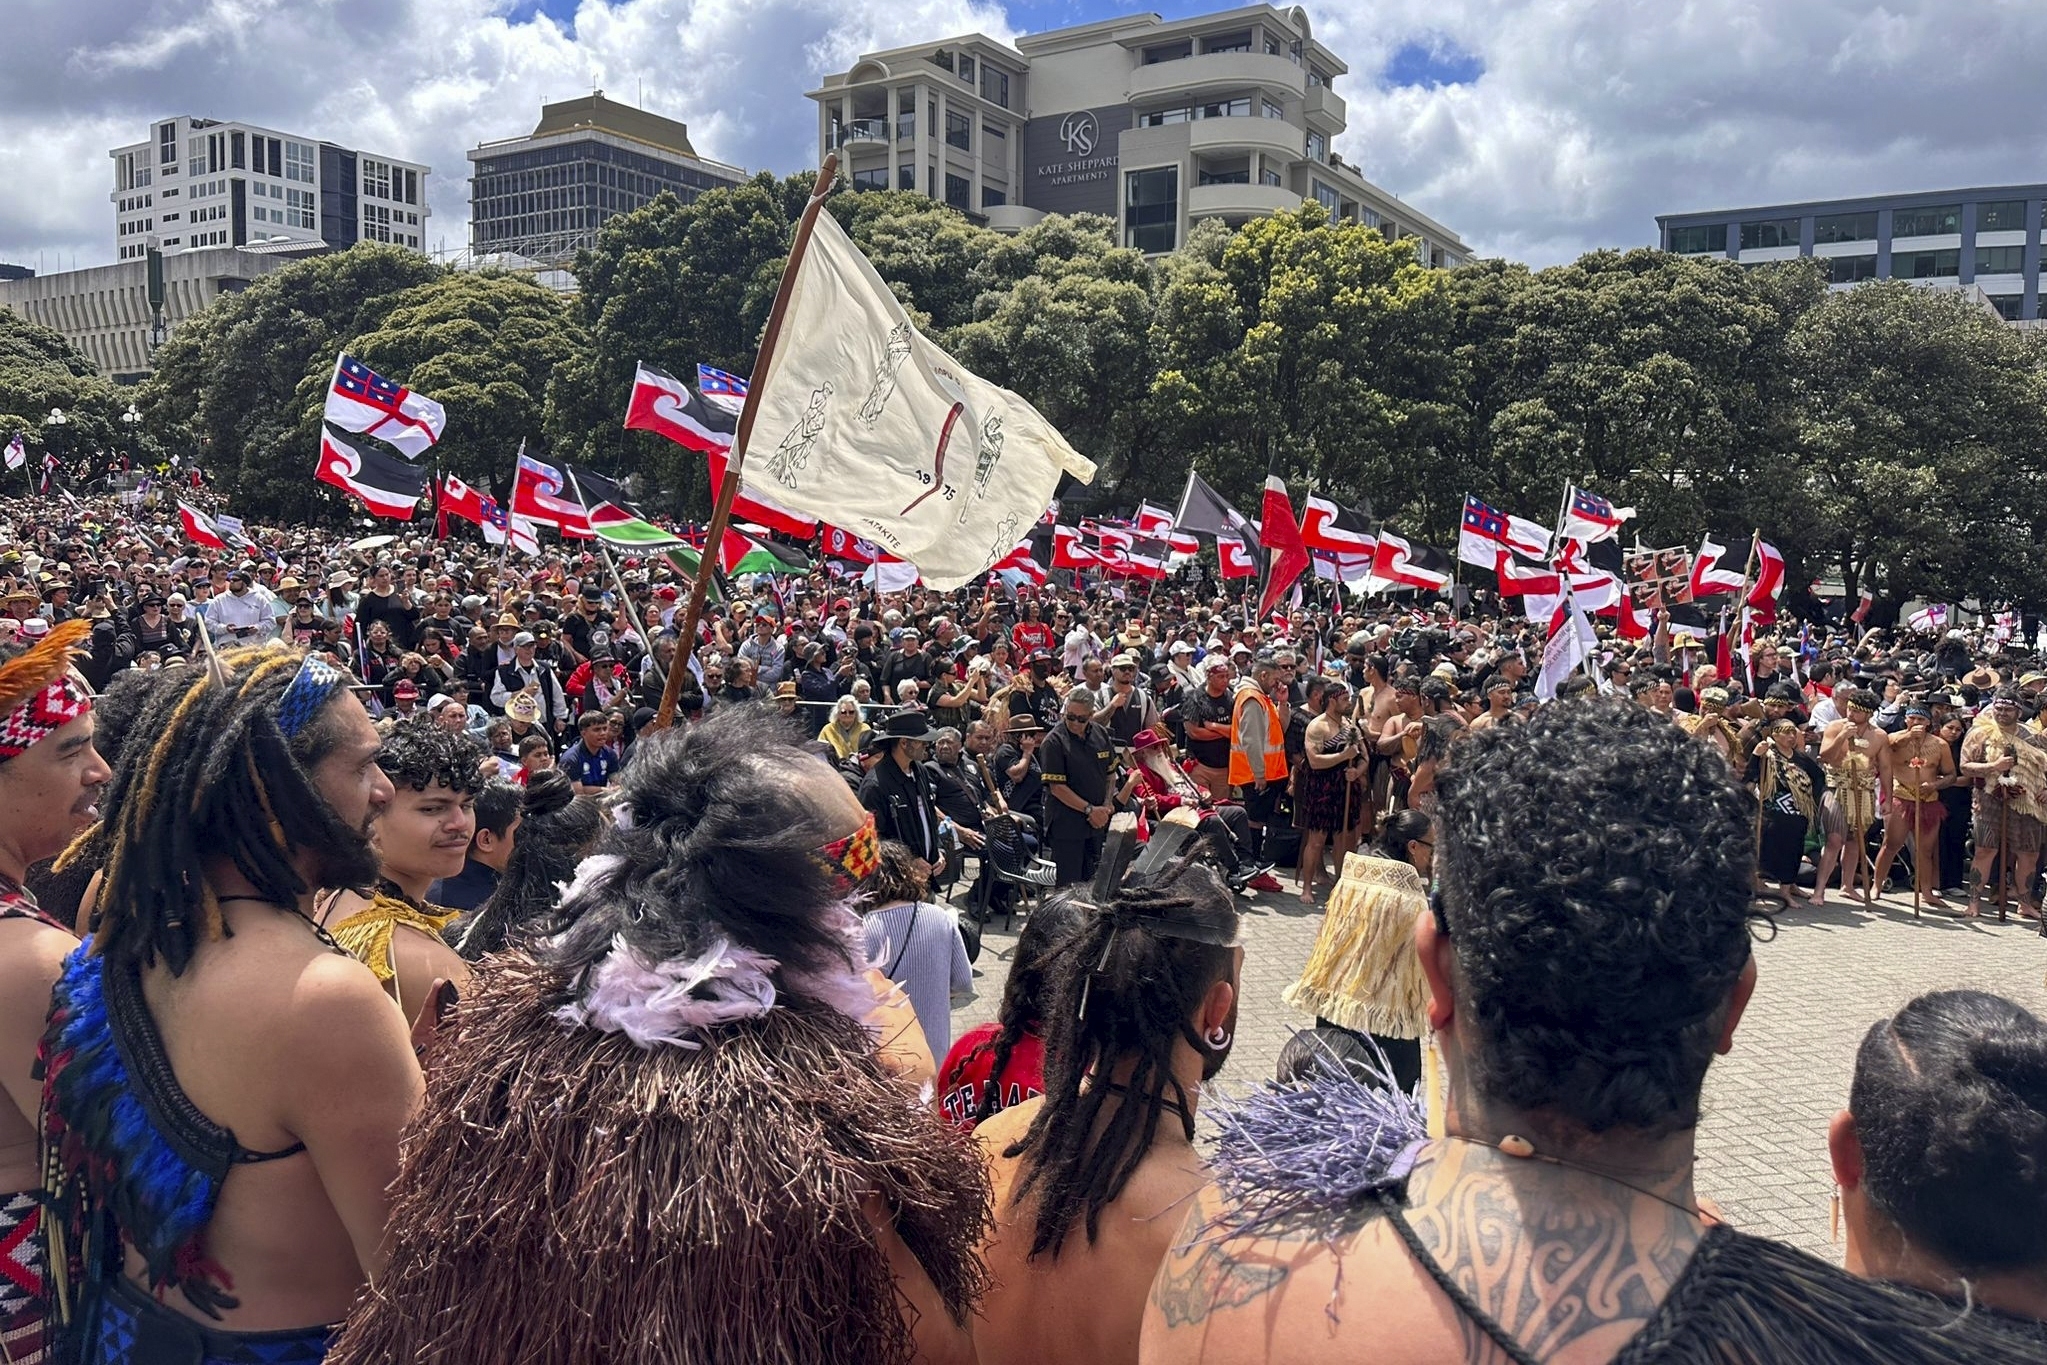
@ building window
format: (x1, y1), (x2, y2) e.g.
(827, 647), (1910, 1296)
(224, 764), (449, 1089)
(231, 131), (245, 169)
(982, 66), (1009, 108)
(1669, 224), (1727, 254)
(362, 159), (392, 200)
(1892, 204), (1961, 238)
(899, 90), (917, 140)
(1204, 31), (1251, 53)
(403, 168), (419, 205)
(852, 167), (889, 192)
(1978, 200), (2028, 232)
(983, 121), (1006, 142)
(1975, 245), (2025, 275)
(1989, 295), (2025, 321)
(1311, 179), (1340, 212)
(1827, 254), (1877, 284)
(1260, 167), (1283, 187)
(945, 173), (971, 210)
(946, 111), (971, 150)
(1262, 98), (1285, 119)
(1306, 131), (1326, 161)
(1813, 212), (1876, 244)
(1891, 249), (1959, 279)
(983, 185), (1006, 208)
(1308, 66), (1329, 88)
(958, 55), (974, 84)
(1139, 108), (1190, 126)
(1142, 41), (1192, 64)
(929, 100), (937, 137)
(899, 162), (916, 191)
(1266, 37), (1281, 55)
(1193, 96), (1251, 119)
(1738, 218), (1799, 250)
(364, 203), (393, 242)
(159, 123), (178, 166)
(286, 140), (313, 182)
(1125, 166), (1179, 253)
(931, 47), (954, 72)
(1200, 168), (1250, 185)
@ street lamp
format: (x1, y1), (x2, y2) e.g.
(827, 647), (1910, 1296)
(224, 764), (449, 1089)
(121, 404), (141, 428)
(44, 408), (66, 428)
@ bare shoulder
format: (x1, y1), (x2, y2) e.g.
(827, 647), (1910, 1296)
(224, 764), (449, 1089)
(0, 916), (78, 1039)
(1140, 1181), (1311, 1363)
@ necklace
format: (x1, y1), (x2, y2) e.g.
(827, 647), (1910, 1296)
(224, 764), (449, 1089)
(214, 895), (347, 954)
(1439, 1132), (1703, 1221)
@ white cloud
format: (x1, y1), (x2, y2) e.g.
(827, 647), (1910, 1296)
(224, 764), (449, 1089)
(4, 0), (2043, 272)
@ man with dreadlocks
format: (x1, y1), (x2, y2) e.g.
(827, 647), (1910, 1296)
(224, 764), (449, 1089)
(39, 644), (419, 1364)
(971, 862), (1242, 1365)
(0, 621), (110, 1364)
(326, 708), (989, 1365)
(315, 718), (482, 1023)
(1140, 698), (2045, 1365)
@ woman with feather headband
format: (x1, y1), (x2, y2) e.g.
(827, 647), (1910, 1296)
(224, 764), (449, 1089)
(0, 621), (110, 1365)
(326, 706), (990, 1365)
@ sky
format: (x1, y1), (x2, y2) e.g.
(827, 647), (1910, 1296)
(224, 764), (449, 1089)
(4, 0), (2044, 275)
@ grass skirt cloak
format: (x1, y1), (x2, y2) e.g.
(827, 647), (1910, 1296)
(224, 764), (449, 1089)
(325, 952), (991, 1365)
(1282, 853), (1430, 1039)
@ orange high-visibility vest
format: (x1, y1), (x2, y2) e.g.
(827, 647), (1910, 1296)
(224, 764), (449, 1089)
(1228, 688), (1287, 785)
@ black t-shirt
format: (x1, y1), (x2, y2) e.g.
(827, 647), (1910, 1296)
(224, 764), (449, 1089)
(994, 743), (1044, 821)
(1182, 687), (1235, 768)
(1040, 720), (1115, 828)
(561, 610), (598, 658)
(355, 589), (419, 650)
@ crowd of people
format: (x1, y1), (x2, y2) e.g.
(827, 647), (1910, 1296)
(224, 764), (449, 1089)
(0, 487), (2043, 1363)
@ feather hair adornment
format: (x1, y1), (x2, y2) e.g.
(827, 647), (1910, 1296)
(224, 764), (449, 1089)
(0, 617), (92, 717)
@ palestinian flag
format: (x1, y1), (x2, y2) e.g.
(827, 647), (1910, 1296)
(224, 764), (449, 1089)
(664, 530), (812, 583)
(568, 466), (687, 549)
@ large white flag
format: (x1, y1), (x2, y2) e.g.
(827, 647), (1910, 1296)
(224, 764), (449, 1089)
(738, 210), (1096, 589)
(1534, 591), (1597, 701)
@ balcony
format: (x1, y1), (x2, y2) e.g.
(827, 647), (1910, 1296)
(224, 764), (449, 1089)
(1127, 51), (1306, 103)
(832, 118), (891, 150)
(1189, 114), (1304, 161)
(1188, 182), (1302, 220)
(1303, 83), (1346, 128)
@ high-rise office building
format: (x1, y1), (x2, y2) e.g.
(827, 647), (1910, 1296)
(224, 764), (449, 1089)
(808, 3), (1469, 266)
(466, 94), (749, 266)
(1657, 185), (2044, 322)
(108, 116), (429, 261)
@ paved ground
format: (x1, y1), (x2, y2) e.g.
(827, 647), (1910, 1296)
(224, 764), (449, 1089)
(948, 876), (2047, 1260)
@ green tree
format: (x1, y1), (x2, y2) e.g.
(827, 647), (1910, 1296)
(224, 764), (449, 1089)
(1786, 282), (2047, 610)
(137, 245), (442, 518)
(0, 307), (133, 485)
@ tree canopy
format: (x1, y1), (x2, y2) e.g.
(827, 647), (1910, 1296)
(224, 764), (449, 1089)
(27, 178), (2043, 614)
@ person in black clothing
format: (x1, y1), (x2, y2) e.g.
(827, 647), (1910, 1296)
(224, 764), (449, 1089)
(879, 627), (933, 703)
(1011, 650), (1062, 727)
(1039, 690), (1118, 886)
(429, 779), (522, 913)
(929, 727), (989, 839)
(354, 562), (419, 650)
(1181, 657), (1238, 802)
(559, 585), (605, 661)
(995, 713), (1047, 824)
(862, 710), (947, 881)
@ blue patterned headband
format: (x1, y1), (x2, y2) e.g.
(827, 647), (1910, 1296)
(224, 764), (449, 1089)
(275, 655), (346, 738)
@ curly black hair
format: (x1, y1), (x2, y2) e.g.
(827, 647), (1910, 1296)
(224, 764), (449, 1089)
(377, 716), (487, 795)
(1851, 990), (2047, 1275)
(1433, 695), (1762, 1135)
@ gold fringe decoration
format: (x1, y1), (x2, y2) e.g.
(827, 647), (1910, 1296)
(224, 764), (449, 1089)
(1281, 853), (1430, 1040)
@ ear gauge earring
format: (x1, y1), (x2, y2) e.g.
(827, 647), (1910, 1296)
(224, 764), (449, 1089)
(1204, 1025), (1232, 1049)
(1829, 1184), (1842, 1244)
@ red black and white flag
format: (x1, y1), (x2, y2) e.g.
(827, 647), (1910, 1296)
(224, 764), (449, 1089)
(624, 362), (737, 453)
(315, 429), (428, 520)
(1689, 535), (1747, 598)
(1371, 530), (1453, 592)
(1850, 584), (1875, 624)
(1052, 525), (1102, 570)
(822, 525), (880, 564)
(1217, 532), (1257, 580)
(324, 354), (446, 459)
(1301, 495), (1377, 558)
(1495, 550), (1560, 598)
(177, 501), (227, 550)
(992, 541), (1048, 585)
(1747, 540), (1785, 624)
(511, 453), (592, 538)
(1134, 501), (1200, 557)
(1256, 475), (1311, 620)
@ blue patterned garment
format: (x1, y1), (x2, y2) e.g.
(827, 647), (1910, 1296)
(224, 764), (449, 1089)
(91, 1279), (331, 1365)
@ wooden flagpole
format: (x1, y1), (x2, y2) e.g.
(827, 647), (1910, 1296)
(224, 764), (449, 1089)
(654, 153), (838, 729)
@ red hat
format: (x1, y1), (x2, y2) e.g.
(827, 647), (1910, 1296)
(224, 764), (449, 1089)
(654, 585), (680, 602)
(393, 680), (419, 699)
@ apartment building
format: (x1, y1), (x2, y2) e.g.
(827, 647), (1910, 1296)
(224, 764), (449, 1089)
(807, 4), (1469, 265)
(1657, 185), (2045, 322)
(467, 94), (748, 266)
(109, 116), (428, 262)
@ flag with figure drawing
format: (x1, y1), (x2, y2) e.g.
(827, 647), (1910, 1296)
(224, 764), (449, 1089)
(735, 210), (1095, 589)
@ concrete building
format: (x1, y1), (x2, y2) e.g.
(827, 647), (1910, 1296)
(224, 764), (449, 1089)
(1657, 185), (2045, 322)
(109, 116), (429, 261)
(807, 4), (1469, 265)
(0, 248), (301, 383)
(466, 94), (749, 266)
